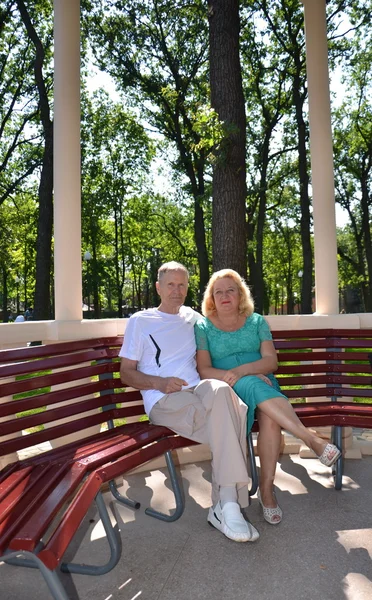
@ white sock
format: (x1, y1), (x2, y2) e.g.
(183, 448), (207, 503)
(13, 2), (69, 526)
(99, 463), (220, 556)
(219, 484), (238, 507)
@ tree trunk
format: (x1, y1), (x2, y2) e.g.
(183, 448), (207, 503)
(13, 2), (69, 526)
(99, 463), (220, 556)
(194, 197), (209, 297)
(17, 0), (53, 320)
(2, 267), (8, 322)
(208, 0), (247, 277)
(34, 124), (53, 320)
(91, 243), (100, 319)
(361, 170), (372, 311)
(114, 206), (123, 318)
(293, 73), (313, 314)
(178, 152), (210, 300)
(253, 130), (272, 313)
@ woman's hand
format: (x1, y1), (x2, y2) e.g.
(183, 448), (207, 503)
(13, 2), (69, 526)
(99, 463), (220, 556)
(222, 370), (273, 388)
(256, 374), (273, 386)
(222, 370), (240, 386)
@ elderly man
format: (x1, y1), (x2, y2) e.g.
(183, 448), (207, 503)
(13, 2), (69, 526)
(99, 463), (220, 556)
(119, 261), (258, 543)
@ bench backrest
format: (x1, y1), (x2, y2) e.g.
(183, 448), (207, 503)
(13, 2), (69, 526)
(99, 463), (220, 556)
(0, 329), (371, 460)
(0, 337), (139, 459)
(272, 328), (372, 401)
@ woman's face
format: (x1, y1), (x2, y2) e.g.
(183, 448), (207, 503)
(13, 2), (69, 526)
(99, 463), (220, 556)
(212, 277), (240, 314)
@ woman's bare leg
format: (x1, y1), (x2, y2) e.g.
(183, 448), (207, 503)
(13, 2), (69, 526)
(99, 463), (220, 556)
(256, 410), (282, 508)
(258, 396), (331, 457)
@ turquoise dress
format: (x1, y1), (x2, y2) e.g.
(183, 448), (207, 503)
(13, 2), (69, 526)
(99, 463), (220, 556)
(194, 313), (287, 433)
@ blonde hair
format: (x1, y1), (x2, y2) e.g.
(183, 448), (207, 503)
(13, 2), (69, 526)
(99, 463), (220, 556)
(157, 261), (189, 281)
(202, 269), (254, 317)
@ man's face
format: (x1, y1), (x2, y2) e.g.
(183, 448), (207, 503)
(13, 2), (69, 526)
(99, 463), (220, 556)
(156, 270), (188, 313)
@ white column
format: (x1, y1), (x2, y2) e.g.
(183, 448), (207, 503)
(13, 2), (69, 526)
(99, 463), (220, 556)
(302, 0), (339, 315)
(54, 0), (82, 320)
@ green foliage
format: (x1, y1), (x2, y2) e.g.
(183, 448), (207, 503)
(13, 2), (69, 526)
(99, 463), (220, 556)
(0, 193), (37, 317)
(1, 0), (371, 317)
(80, 88), (199, 312)
(82, 0), (213, 291)
(332, 20), (372, 310)
(0, 4), (44, 208)
(191, 106), (225, 156)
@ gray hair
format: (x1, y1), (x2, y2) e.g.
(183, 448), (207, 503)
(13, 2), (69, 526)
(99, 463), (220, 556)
(157, 261), (189, 281)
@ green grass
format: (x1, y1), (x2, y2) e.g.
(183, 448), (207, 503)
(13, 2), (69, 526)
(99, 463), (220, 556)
(14, 375), (49, 432)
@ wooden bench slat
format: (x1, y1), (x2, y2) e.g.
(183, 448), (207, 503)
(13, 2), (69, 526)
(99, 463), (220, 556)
(276, 374), (365, 386)
(0, 465), (50, 525)
(0, 466), (34, 502)
(9, 463), (87, 552)
(95, 435), (198, 484)
(285, 388), (336, 399)
(277, 350), (371, 362)
(19, 422), (146, 468)
(0, 348), (114, 379)
(0, 463), (68, 554)
(335, 414), (372, 428)
(277, 363), (372, 374)
(36, 471), (104, 570)
(300, 414), (372, 428)
(0, 337), (122, 365)
(0, 409), (117, 457)
(77, 424), (173, 470)
(1, 395), (117, 437)
(0, 380), (113, 421)
(293, 401), (372, 416)
(277, 350), (342, 361)
(0, 361), (117, 398)
(334, 388), (372, 398)
(0, 462), (25, 486)
(272, 328), (372, 339)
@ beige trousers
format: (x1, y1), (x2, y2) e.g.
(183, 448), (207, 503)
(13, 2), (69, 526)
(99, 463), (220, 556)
(149, 379), (250, 508)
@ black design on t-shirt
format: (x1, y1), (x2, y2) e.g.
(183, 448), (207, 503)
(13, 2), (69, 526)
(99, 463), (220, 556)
(149, 334), (161, 367)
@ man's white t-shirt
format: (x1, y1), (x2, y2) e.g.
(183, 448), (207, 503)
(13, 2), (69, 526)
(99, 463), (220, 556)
(119, 306), (201, 415)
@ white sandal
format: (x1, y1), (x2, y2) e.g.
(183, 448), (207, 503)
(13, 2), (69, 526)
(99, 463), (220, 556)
(318, 443), (341, 467)
(257, 489), (283, 525)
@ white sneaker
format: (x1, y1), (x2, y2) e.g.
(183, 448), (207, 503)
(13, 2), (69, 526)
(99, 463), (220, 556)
(207, 501), (259, 543)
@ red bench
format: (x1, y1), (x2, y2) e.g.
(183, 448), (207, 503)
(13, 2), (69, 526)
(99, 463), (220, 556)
(249, 328), (372, 494)
(0, 337), (200, 600)
(0, 329), (371, 599)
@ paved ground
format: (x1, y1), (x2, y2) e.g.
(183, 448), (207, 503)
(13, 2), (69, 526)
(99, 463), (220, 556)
(1, 450), (372, 600)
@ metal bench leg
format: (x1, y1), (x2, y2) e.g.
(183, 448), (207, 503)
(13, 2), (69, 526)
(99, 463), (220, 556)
(145, 450), (185, 522)
(61, 491), (121, 575)
(108, 479), (141, 509)
(2, 550), (69, 600)
(247, 432), (259, 497)
(104, 411), (141, 510)
(332, 425), (343, 491)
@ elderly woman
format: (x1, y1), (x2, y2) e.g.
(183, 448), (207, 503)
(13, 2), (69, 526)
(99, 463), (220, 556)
(195, 269), (341, 525)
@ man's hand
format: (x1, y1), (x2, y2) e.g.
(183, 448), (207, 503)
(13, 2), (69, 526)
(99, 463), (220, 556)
(158, 377), (188, 394)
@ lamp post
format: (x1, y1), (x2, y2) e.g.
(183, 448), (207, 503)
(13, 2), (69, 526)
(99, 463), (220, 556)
(83, 251), (92, 316)
(15, 275), (21, 315)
